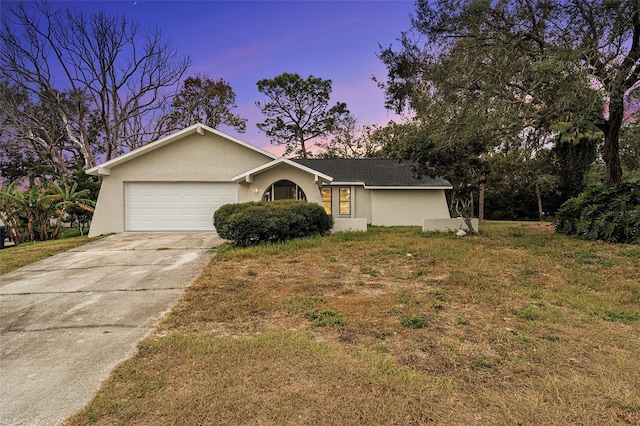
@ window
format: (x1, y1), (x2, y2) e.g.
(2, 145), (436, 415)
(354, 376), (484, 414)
(321, 187), (332, 215)
(339, 187), (351, 215)
(262, 180), (307, 201)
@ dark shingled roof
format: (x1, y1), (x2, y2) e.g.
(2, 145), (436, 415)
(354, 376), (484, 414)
(293, 158), (451, 188)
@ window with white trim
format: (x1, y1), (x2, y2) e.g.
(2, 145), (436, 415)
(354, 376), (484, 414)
(339, 187), (351, 215)
(262, 180), (307, 201)
(321, 187), (332, 215)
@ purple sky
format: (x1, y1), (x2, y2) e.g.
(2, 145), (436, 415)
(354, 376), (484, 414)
(53, 0), (415, 154)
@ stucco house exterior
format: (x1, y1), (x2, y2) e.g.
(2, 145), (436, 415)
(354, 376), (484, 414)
(86, 123), (458, 237)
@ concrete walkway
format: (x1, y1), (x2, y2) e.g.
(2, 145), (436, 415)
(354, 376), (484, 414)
(0, 232), (222, 426)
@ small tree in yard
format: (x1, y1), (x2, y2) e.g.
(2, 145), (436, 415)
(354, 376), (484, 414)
(48, 181), (96, 239)
(383, 119), (488, 234)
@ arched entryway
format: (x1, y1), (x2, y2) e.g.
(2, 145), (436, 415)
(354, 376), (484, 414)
(262, 180), (307, 201)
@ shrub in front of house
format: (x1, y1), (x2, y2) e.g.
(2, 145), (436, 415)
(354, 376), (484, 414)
(214, 200), (333, 246)
(554, 180), (640, 243)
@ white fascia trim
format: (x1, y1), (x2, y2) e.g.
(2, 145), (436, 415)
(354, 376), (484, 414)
(232, 158), (333, 183)
(366, 185), (453, 190)
(327, 181), (366, 186)
(326, 182), (452, 190)
(96, 166), (110, 176)
(86, 123), (279, 176)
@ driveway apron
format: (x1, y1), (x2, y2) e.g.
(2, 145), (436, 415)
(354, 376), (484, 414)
(0, 232), (221, 426)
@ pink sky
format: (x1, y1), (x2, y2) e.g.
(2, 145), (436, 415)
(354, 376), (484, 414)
(50, 0), (414, 154)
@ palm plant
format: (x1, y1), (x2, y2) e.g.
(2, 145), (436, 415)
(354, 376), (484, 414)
(48, 181), (96, 239)
(0, 182), (55, 243)
(0, 180), (96, 244)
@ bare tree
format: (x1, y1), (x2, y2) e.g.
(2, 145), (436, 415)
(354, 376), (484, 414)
(0, 81), (73, 181)
(0, 1), (190, 170)
(316, 114), (386, 158)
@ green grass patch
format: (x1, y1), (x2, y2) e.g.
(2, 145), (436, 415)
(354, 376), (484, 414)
(304, 309), (347, 326)
(0, 236), (98, 275)
(400, 316), (427, 329)
(602, 311), (639, 324)
(516, 306), (538, 321)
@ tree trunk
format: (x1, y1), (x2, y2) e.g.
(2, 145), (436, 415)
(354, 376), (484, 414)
(27, 216), (34, 242)
(298, 131), (308, 159)
(0, 212), (20, 245)
(52, 211), (64, 240)
(478, 182), (485, 221)
(455, 197), (476, 234)
(603, 96), (624, 185)
(463, 214), (476, 234)
(535, 182), (544, 222)
(60, 109), (97, 169)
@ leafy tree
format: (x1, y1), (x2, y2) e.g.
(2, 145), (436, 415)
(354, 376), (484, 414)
(384, 118), (489, 233)
(0, 177), (96, 244)
(163, 75), (247, 133)
(255, 73), (349, 158)
(486, 137), (558, 221)
(64, 169), (100, 235)
(0, 1), (190, 169)
(378, 0), (639, 185)
(0, 149), (55, 188)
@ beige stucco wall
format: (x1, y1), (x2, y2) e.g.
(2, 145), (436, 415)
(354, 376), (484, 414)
(354, 186), (371, 223)
(332, 218), (368, 232)
(370, 189), (450, 226)
(89, 132), (273, 236)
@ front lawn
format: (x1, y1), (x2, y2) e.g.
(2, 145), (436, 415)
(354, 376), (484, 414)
(66, 223), (640, 425)
(0, 236), (95, 275)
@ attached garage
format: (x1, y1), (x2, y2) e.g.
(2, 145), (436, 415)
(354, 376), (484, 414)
(125, 182), (237, 231)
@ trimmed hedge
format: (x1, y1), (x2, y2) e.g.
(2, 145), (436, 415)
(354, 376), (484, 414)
(214, 200), (333, 246)
(554, 180), (640, 243)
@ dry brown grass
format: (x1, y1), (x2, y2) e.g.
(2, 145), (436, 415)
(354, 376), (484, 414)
(66, 223), (640, 425)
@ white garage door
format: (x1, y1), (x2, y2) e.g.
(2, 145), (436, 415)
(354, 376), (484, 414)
(126, 182), (237, 231)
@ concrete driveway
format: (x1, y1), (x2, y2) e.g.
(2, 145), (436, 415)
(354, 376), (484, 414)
(0, 232), (222, 426)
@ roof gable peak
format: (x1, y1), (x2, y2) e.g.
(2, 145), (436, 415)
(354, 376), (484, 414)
(86, 123), (278, 176)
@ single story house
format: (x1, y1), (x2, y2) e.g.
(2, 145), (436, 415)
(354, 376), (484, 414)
(86, 123), (463, 237)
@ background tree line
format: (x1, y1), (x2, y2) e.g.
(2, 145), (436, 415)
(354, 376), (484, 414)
(375, 0), (639, 230)
(1, 0), (639, 242)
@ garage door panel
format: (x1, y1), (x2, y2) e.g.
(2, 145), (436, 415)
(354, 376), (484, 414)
(126, 182), (237, 231)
